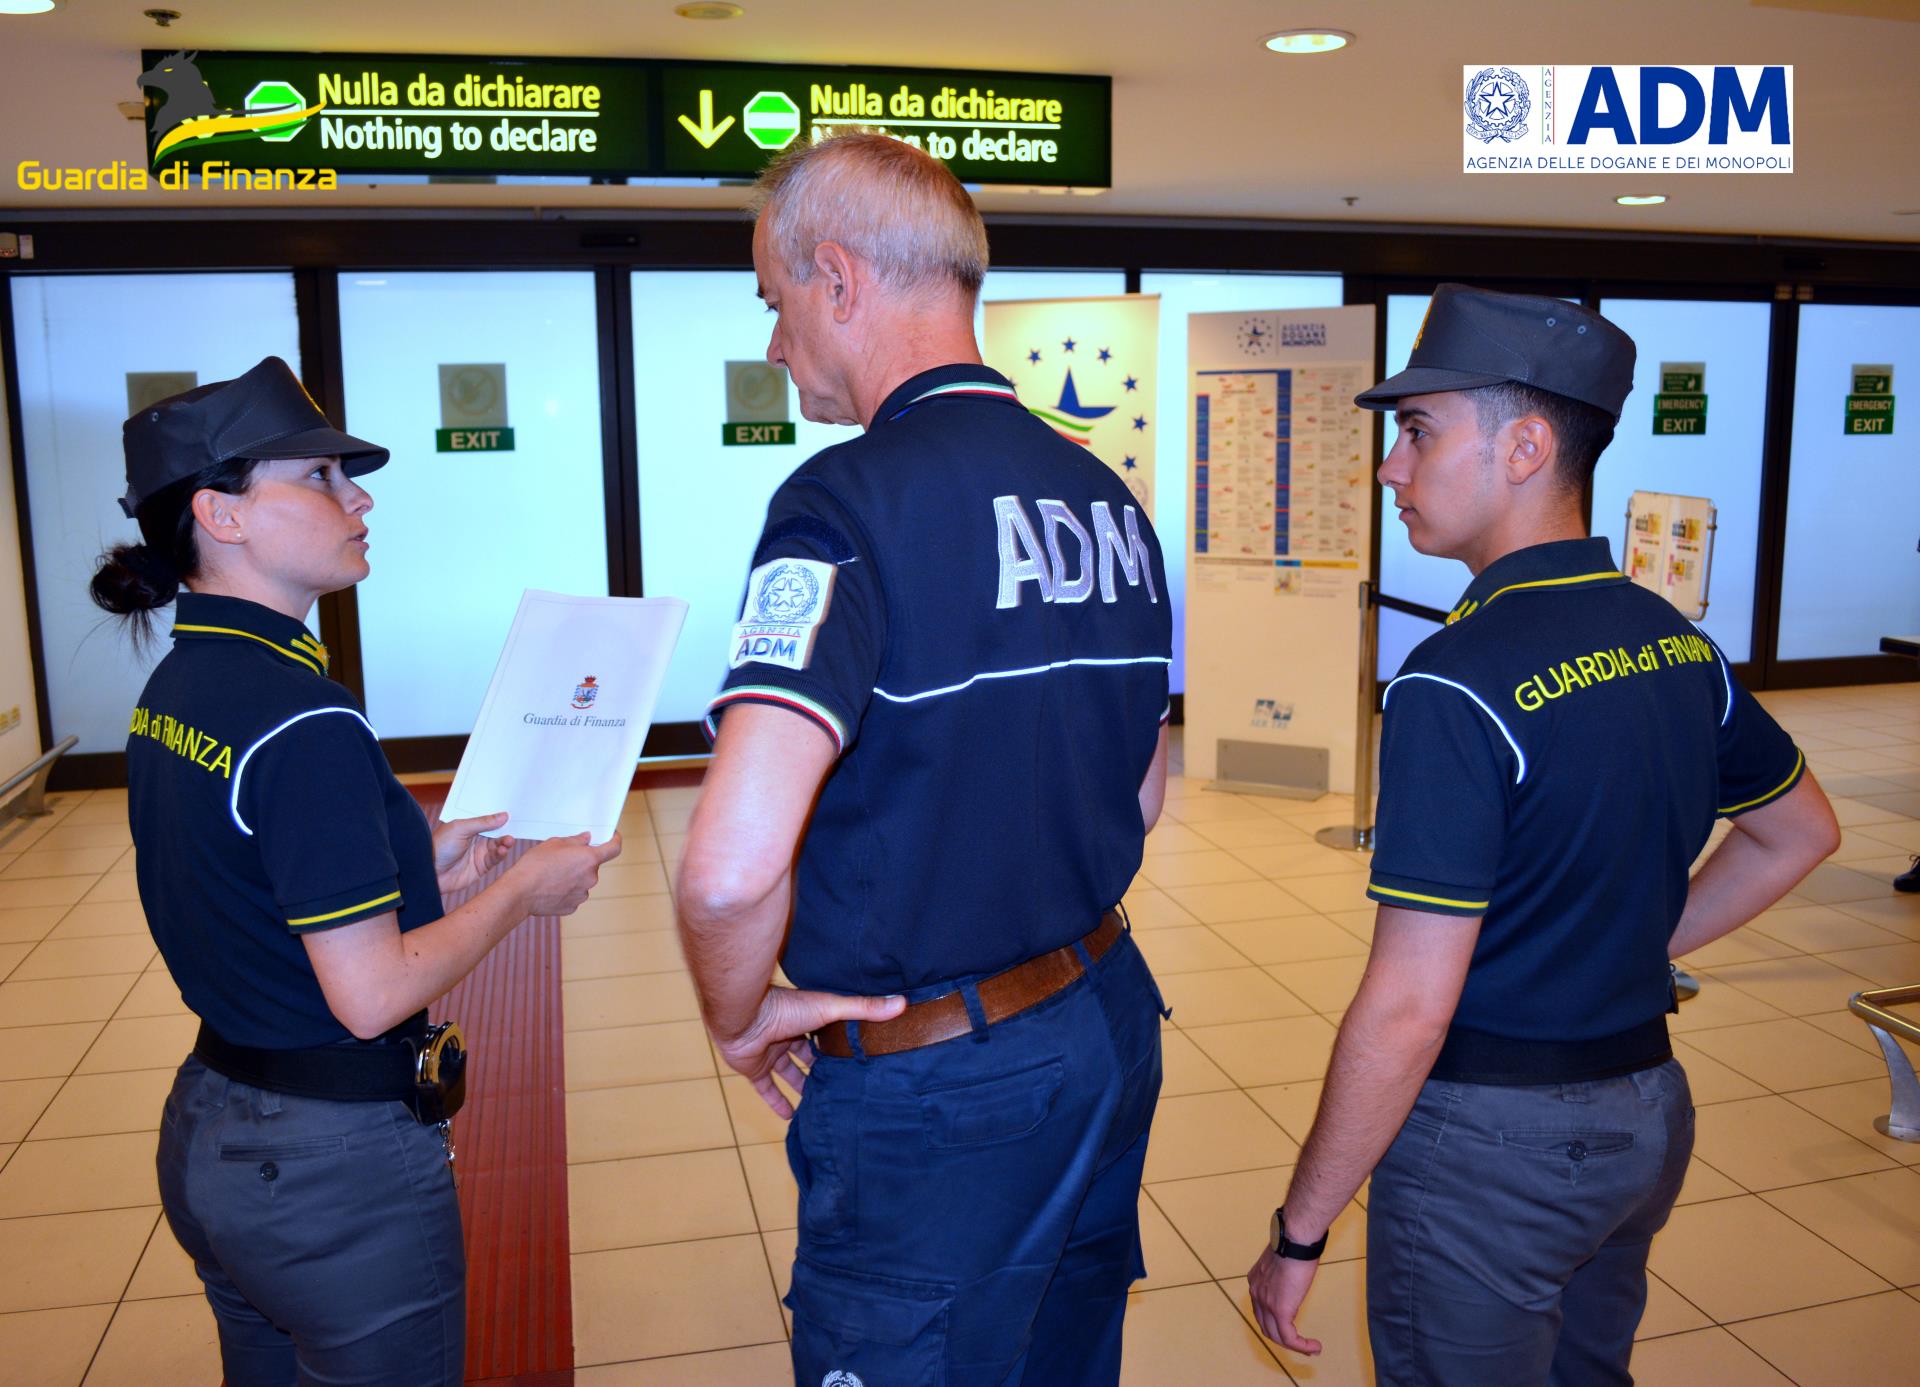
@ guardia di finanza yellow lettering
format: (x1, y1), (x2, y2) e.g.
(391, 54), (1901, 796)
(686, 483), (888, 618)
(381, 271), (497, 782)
(1513, 632), (1716, 712)
(130, 705), (233, 778)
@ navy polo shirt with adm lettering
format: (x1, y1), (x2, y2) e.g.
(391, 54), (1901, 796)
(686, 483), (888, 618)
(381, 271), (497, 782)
(1366, 537), (1804, 1042)
(707, 365), (1173, 996)
(127, 592), (442, 1049)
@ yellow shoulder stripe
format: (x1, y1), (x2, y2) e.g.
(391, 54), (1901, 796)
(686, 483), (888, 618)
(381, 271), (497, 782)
(287, 890), (401, 927)
(1368, 882), (1492, 910)
(1718, 749), (1806, 816)
(1482, 571), (1624, 609)
(173, 624), (324, 675)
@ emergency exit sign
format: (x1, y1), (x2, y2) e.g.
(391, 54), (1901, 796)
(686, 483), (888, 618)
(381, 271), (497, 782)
(436, 427), (515, 451)
(1845, 363), (1894, 435)
(1653, 361), (1707, 436)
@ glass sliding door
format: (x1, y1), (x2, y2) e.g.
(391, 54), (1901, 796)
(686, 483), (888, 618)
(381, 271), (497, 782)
(338, 271), (607, 740)
(11, 273), (302, 751)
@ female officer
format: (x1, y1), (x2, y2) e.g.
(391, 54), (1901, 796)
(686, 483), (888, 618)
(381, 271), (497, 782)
(92, 357), (621, 1387)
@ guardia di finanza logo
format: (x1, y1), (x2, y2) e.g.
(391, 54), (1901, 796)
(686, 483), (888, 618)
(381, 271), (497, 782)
(1465, 67), (1531, 144)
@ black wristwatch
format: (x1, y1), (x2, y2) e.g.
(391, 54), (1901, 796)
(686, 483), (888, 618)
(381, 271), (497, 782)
(1268, 1206), (1328, 1262)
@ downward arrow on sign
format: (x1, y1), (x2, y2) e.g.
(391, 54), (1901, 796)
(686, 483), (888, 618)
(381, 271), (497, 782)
(677, 89), (736, 149)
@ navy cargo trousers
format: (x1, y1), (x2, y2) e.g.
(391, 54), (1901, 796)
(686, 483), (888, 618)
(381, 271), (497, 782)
(1365, 1058), (1695, 1386)
(784, 926), (1166, 1386)
(155, 1056), (467, 1386)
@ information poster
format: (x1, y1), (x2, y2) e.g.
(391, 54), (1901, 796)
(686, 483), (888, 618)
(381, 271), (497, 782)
(1625, 490), (1715, 620)
(1184, 307), (1375, 790)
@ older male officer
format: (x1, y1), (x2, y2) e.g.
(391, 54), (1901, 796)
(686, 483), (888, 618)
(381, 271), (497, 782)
(1245, 285), (1840, 1385)
(675, 133), (1173, 1386)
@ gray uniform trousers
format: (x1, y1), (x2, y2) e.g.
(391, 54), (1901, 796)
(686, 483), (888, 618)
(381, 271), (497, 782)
(156, 1055), (466, 1387)
(1366, 1058), (1694, 1387)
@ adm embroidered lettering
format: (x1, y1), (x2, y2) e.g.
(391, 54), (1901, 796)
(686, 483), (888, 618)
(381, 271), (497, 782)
(994, 496), (1158, 608)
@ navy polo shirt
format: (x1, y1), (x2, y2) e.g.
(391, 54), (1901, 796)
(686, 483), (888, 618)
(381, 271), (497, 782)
(127, 592), (442, 1049)
(1367, 537), (1804, 1042)
(708, 364), (1173, 995)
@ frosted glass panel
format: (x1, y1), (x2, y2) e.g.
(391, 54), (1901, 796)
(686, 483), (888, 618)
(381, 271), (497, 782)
(340, 272), (607, 738)
(1778, 303), (1920, 660)
(12, 273), (301, 751)
(1593, 299), (1770, 662)
(636, 269), (1124, 728)
(1141, 272), (1344, 694)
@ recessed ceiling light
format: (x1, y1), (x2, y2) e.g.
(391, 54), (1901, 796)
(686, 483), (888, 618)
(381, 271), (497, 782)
(1616, 194), (1667, 206)
(674, 2), (742, 17)
(1263, 30), (1352, 55)
(0, 1), (58, 14)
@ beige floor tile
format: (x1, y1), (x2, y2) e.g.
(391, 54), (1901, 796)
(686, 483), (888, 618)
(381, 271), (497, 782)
(1119, 1281), (1286, 1386)
(1794, 862), (1902, 905)
(1132, 925), (1253, 975)
(74, 1014), (196, 1076)
(1692, 1095), (1894, 1191)
(1857, 817), (1920, 853)
(573, 1235), (784, 1365)
(1277, 871), (1374, 917)
(1118, 888), (1201, 931)
(0, 1076), (61, 1142)
(566, 1019), (715, 1091)
(0, 1302), (115, 1387)
(1729, 1290), (1920, 1387)
(0, 942), (29, 981)
(1323, 907), (1376, 943)
(760, 1227), (796, 1331)
(1139, 849), (1263, 889)
(1635, 1270), (1712, 1340)
(1186, 1015), (1339, 1088)
(1783, 1079), (1920, 1166)
(0, 1207), (158, 1314)
(0, 848), (125, 881)
(564, 971), (701, 1032)
(30, 824), (130, 854)
(0, 976), (135, 1029)
(1158, 1029), (1236, 1097)
(1158, 967), (1313, 1026)
(1230, 842), (1368, 879)
(569, 1148), (757, 1252)
(77, 876), (140, 907)
(574, 1343), (793, 1386)
(1189, 817), (1314, 850)
(0, 877), (92, 911)
(1749, 903), (1908, 954)
(1162, 794), (1278, 826)
(562, 893), (678, 938)
(81, 1293), (219, 1387)
(1670, 1040), (1768, 1105)
(111, 973), (186, 1020)
(1211, 916), (1368, 965)
(0, 906), (66, 946)
(1648, 1195), (1890, 1322)
(1681, 1016), (1888, 1091)
(566, 1079), (734, 1164)
(563, 930), (689, 981)
(1164, 880), (1315, 925)
(1149, 1167), (1364, 1276)
(1134, 1189), (1209, 1292)
(1626, 1326), (1794, 1385)
(720, 1075), (793, 1146)
(1262, 957), (1367, 1014)
(0, 1131), (158, 1218)
(1798, 1007), (1900, 1058)
(738, 1139), (796, 1231)
(123, 1223), (201, 1301)
(1761, 1167), (1920, 1287)
(1673, 926), (1801, 970)
(592, 862), (672, 898)
(1141, 1091), (1298, 1182)
(28, 1069), (175, 1142)
(9, 937), (153, 984)
(1245, 1080), (1324, 1145)
(1824, 939), (1920, 986)
(1228, 1263), (1375, 1387)
(1674, 1154), (1747, 1205)
(1143, 823), (1220, 855)
(1708, 955), (1878, 1017)
(1832, 895), (1920, 943)
(0, 1022), (102, 1082)
(1854, 789), (1920, 817)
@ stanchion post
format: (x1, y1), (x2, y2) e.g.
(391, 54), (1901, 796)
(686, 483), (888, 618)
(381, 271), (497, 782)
(1317, 581), (1377, 853)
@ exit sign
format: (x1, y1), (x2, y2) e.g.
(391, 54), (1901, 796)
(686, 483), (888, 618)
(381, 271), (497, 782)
(436, 427), (515, 451)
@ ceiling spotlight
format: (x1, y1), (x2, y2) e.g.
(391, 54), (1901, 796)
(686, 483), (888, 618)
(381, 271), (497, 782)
(1615, 194), (1668, 206)
(674, 2), (742, 17)
(0, 1), (59, 14)
(1263, 30), (1352, 55)
(143, 7), (180, 24)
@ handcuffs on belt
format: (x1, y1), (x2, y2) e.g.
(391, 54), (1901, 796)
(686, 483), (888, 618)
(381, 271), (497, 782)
(406, 1021), (468, 1173)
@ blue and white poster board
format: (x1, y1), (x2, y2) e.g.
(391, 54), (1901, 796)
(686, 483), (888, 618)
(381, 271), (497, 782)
(1185, 306), (1375, 791)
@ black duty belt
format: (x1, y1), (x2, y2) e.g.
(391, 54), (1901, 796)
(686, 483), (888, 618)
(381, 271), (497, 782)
(193, 1010), (466, 1124)
(1428, 1016), (1672, 1086)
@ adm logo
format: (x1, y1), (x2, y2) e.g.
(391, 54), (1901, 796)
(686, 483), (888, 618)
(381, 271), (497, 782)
(136, 50), (326, 165)
(1465, 67), (1531, 144)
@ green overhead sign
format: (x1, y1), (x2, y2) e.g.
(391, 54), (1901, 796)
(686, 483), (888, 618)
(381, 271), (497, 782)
(141, 50), (1111, 187)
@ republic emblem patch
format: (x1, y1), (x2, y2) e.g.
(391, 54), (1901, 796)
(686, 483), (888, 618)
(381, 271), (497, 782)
(730, 557), (836, 671)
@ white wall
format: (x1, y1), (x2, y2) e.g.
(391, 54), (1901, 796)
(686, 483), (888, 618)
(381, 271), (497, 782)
(0, 330), (45, 781)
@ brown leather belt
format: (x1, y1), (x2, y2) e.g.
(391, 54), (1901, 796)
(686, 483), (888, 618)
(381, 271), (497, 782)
(812, 911), (1123, 1059)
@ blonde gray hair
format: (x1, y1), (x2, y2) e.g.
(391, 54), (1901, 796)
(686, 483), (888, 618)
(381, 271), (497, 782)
(751, 131), (989, 299)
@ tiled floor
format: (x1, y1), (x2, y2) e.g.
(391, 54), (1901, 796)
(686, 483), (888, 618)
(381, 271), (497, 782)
(2, 683), (1918, 1383)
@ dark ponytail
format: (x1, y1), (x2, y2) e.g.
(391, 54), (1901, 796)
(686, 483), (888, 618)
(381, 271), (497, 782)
(90, 456), (259, 645)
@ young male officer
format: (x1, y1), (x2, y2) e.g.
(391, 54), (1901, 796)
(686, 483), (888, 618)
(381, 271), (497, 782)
(1246, 285), (1841, 1384)
(675, 133), (1173, 1386)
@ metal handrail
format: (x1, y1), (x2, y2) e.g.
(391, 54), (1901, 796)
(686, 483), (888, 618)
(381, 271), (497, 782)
(0, 735), (77, 825)
(1849, 985), (1920, 1143)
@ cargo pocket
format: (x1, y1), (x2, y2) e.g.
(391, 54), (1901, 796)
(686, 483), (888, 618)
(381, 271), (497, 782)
(786, 1257), (953, 1387)
(918, 1058), (1064, 1150)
